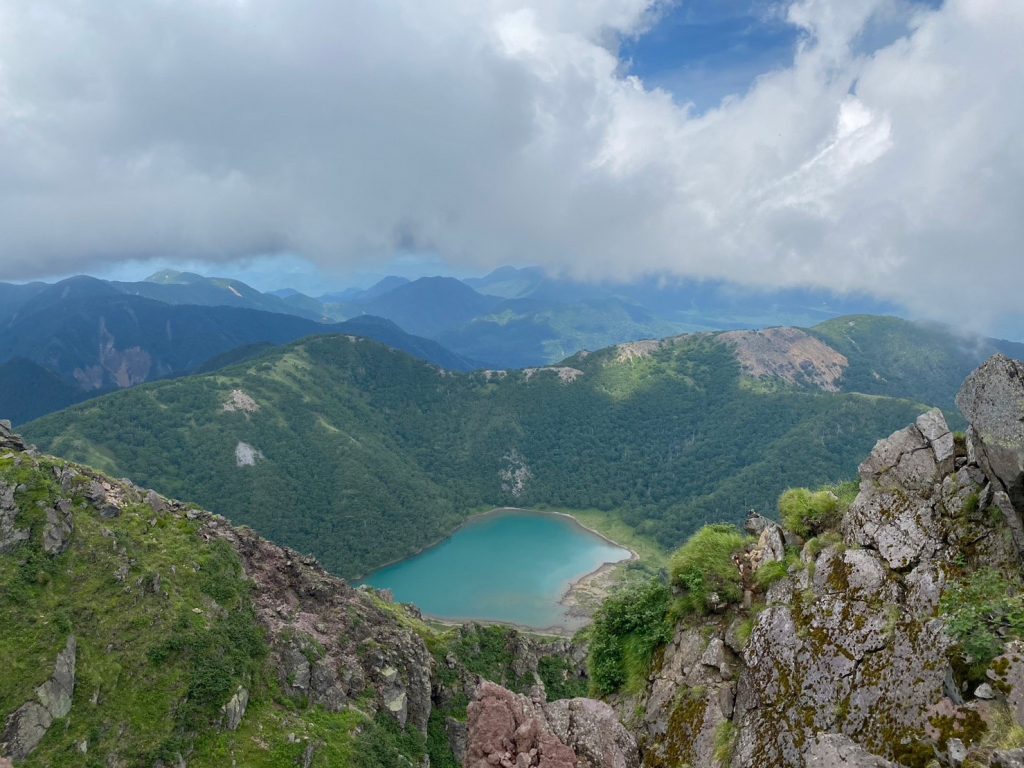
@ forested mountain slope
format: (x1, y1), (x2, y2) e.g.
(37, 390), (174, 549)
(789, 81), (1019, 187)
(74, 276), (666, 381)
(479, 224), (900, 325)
(25, 326), (930, 578)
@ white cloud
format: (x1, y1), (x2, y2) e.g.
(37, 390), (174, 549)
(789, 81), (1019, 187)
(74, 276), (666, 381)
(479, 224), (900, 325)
(0, 0), (1021, 330)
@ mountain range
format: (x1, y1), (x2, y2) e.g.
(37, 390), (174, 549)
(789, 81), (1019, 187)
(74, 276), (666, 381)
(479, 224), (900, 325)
(6, 352), (1024, 767)
(23, 314), (1024, 579)
(0, 276), (481, 424)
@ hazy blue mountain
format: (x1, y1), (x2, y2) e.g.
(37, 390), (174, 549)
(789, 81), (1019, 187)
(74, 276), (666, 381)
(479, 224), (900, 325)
(0, 281), (48, 325)
(356, 276), (503, 337)
(0, 357), (88, 424)
(111, 270), (324, 320)
(0, 280), (483, 422)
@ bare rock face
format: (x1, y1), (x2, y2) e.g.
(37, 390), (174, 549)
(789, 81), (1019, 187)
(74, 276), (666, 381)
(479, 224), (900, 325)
(636, 622), (737, 768)
(222, 686), (249, 731)
(804, 733), (896, 767)
(957, 354), (1024, 517)
(205, 522), (434, 733)
(842, 410), (950, 570)
(0, 421), (27, 453)
(463, 681), (639, 768)
(725, 406), (1018, 767)
(42, 499), (74, 555)
(1, 635), (76, 760)
(0, 479), (29, 554)
(719, 328), (849, 392)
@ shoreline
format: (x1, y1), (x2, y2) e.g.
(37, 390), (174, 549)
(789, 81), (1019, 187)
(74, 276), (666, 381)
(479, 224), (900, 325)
(362, 506), (639, 635)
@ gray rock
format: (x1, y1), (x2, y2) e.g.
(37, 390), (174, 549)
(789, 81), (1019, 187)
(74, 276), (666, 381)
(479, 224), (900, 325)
(222, 686), (248, 731)
(858, 423), (938, 494)
(957, 354), (1024, 512)
(545, 697), (640, 768)
(1, 703), (52, 760)
(917, 409), (956, 476)
(756, 524), (786, 564)
(975, 682), (995, 699)
(0, 481), (29, 553)
(35, 636), (77, 720)
(0, 421), (27, 452)
(947, 737), (967, 766)
(988, 641), (1024, 724)
(1, 636), (76, 760)
(745, 512), (774, 536)
(804, 733), (896, 767)
(445, 716), (467, 765)
(994, 748), (1024, 768)
(42, 500), (74, 555)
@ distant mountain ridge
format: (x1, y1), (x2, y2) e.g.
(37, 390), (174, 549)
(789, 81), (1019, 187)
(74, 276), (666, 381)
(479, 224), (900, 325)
(0, 277), (483, 424)
(24, 314), (1008, 579)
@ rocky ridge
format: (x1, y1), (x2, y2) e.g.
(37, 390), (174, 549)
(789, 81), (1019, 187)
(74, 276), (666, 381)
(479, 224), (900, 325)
(631, 354), (1024, 767)
(0, 427), (588, 766)
(465, 354), (1024, 767)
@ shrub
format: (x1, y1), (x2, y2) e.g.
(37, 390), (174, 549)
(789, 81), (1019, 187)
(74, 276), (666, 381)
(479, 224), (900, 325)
(586, 578), (673, 696)
(778, 488), (841, 538)
(941, 569), (1024, 682)
(713, 720), (737, 766)
(754, 558), (790, 589)
(669, 524), (751, 614)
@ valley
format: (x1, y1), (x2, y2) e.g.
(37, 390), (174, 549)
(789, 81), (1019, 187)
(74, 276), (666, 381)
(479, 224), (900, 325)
(22, 322), (942, 580)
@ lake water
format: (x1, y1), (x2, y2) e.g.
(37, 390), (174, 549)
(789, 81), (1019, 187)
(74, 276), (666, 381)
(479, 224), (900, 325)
(362, 509), (631, 630)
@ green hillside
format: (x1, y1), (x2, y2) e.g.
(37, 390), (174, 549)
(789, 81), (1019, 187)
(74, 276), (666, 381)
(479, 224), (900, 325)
(25, 327), (928, 579)
(0, 436), (581, 767)
(811, 315), (1024, 414)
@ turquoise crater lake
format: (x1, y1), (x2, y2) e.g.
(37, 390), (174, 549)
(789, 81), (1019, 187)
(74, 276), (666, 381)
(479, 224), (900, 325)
(362, 509), (632, 631)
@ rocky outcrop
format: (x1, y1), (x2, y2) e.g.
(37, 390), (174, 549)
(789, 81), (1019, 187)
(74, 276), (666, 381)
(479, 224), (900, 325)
(1, 636), (76, 761)
(222, 686), (249, 731)
(42, 499), (73, 555)
(0, 478), (29, 553)
(0, 421), (26, 453)
(957, 354), (1024, 523)
(729, 406), (1014, 766)
(464, 681), (639, 768)
(624, 357), (1024, 768)
(206, 519), (434, 733)
(804, 734), (896, 767)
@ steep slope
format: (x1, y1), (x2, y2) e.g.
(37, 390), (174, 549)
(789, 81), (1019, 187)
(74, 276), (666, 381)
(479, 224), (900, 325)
(466, 354), (1024, 768)
(811, 315), (1024, 411)
(24, 332), (927, 578)
(0, 422), (587, 768)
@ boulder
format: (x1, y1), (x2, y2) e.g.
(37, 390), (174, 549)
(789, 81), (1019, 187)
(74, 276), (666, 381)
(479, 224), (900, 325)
(464, 681), (638, 768)
(1, 636), (76, 760)
(994, 749), (1024, 768)
(0, 421), (26, 452)
(987, 641), (1024, 725)
(957, 355), (1024, 512)
(0, 480), (29, 553)
(42, 500), (74, 556)
(222, 686), (248, 731)
(804, 733), (896, 767)
(545, 698), (640, 768)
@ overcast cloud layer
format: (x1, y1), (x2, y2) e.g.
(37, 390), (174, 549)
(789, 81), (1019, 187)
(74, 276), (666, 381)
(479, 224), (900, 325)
(0, 0), (1021, 327)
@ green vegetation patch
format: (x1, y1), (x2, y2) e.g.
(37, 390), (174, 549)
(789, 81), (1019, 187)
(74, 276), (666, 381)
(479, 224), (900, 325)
(778, 487), (842, 538)
(670, 524), (751, 615)
(585, 578), (673, 696)
(941, 568), (1024, 683)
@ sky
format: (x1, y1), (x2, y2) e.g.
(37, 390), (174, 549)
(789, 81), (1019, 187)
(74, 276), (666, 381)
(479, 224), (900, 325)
(0, 0), (1021, 332)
